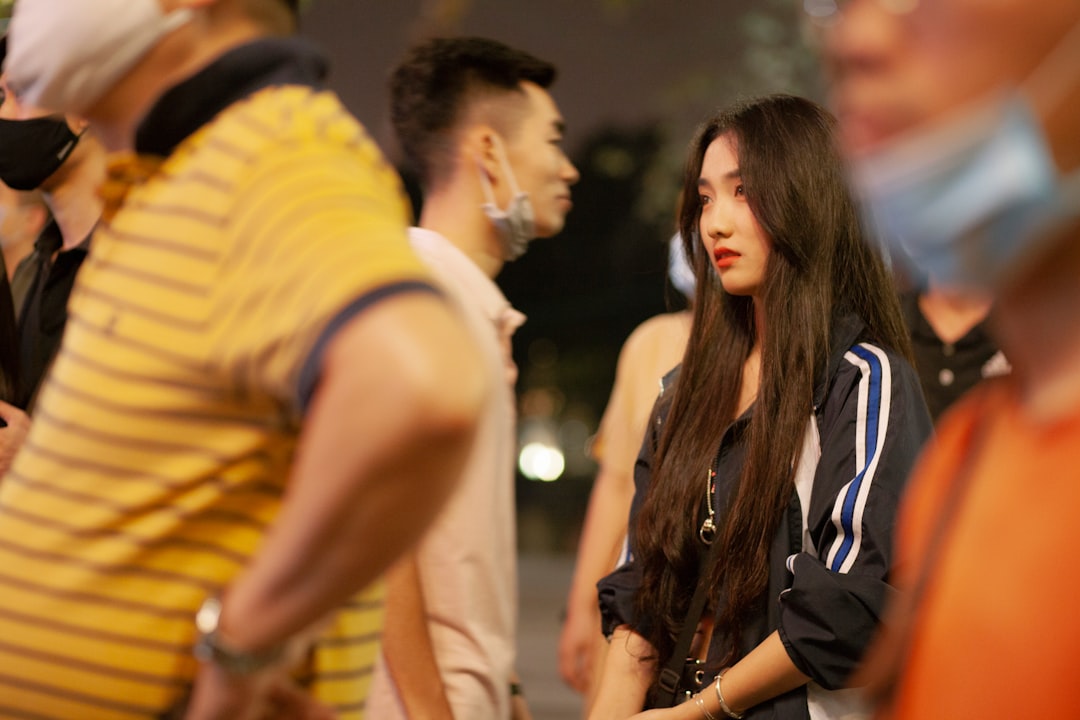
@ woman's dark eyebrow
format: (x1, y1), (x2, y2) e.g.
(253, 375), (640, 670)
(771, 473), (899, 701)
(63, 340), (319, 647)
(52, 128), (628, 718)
(697, 168), (741, 188)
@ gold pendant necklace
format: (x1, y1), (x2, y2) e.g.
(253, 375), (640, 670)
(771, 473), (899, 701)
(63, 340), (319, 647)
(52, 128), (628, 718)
(699, 468), (717, 545)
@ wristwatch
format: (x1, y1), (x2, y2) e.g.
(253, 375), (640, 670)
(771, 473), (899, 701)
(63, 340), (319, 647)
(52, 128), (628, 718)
(194, 596), (286, 675)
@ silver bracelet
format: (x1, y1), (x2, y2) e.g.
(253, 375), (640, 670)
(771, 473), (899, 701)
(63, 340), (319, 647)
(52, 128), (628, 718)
(714, 669), (745, 719)
(695, 695), (719, 720)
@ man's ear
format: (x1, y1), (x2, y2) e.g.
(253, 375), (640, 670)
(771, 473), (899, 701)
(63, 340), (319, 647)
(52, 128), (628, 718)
(468, 125), (503, 185)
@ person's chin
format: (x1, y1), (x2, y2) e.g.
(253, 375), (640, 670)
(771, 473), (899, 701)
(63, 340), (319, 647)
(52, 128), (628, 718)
(535, 218), (566, 238)
(720, 277), (754, 297)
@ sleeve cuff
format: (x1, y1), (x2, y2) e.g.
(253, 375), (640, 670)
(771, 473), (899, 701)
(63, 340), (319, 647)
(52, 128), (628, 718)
(295, 280), (442, 412)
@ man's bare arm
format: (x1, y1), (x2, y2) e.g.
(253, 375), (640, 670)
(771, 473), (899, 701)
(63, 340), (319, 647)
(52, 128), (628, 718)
(194, 291), (487, 662)
(381, 553), (457, 720)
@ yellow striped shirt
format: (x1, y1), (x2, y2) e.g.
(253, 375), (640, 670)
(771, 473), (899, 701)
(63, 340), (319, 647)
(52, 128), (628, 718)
(0, 84), (430, 719)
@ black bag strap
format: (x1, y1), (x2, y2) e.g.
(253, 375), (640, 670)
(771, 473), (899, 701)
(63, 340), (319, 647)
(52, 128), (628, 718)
(654, 536), (724, 706)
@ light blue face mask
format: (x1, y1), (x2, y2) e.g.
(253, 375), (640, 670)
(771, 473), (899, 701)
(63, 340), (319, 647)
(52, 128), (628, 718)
(851, 21), (1080, 292)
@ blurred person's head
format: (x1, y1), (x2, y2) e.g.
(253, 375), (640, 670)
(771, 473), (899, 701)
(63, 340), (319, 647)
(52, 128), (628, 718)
(4, 0), (301, 150)
(818, 0), (1080, 293)
(0, 36), (91, 194)
(389, 36), (579, 261)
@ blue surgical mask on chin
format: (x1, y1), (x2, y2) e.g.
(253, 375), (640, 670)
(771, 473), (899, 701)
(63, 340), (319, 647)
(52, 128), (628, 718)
(851, 22), (1080, 293)
(478, 137), (536, 262)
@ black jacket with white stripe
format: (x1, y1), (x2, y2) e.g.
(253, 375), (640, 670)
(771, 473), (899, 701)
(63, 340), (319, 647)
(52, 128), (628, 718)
(598, 314), (933, 719)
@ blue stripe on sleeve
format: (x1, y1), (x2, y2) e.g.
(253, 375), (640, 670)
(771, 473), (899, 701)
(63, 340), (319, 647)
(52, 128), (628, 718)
(830, 344), (884, 572)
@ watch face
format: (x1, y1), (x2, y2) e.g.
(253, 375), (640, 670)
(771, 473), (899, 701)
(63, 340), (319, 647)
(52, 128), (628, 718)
(195, 596), (222, 635)
(191, 595), (286, 674)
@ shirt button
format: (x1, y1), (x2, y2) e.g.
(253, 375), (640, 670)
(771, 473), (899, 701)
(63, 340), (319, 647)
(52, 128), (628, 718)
(939, 368), (955, 387)
(942, 343), (955, 357)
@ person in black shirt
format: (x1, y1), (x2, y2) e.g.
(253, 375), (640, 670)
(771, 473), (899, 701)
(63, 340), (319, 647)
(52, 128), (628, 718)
(901, 282), (1010, 423)
(0, 183), (48, 315)
(0, 269), (25, 463)
(0, 268), (16, 403)
(0, 34), (104, 472)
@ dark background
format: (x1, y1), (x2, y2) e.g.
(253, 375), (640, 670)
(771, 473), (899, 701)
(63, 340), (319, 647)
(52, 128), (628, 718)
(300, 0), (823, 553)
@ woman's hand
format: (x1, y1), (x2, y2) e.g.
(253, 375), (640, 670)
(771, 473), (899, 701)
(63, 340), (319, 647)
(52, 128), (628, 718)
(627, 703), (702, 720)
(587, 627), (655, 720)
(558, 599), (601, 692)
(629, 710), (677, 720)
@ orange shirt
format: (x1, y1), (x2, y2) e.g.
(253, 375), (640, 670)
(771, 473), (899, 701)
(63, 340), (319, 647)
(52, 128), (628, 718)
(886, 378), (1080, 719)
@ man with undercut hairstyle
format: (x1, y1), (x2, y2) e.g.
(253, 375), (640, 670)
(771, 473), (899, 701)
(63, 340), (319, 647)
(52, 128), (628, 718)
(370, 37), (578, 720)
(0, 1), (487, 718)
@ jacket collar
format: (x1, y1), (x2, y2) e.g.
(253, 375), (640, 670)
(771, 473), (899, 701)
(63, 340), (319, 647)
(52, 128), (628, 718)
(813, 313), (870, 410)
(135, 36), (327, 158)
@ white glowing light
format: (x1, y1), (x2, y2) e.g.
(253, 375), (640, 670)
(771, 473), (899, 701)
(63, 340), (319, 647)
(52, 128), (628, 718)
(518, 442), (565, 482)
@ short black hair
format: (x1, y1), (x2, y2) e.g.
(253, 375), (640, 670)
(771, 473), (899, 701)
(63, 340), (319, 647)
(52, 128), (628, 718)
(389, 36), (557, 189)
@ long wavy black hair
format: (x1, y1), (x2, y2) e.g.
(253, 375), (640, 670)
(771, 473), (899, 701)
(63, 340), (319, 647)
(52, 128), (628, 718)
(633, 95), (911, 667)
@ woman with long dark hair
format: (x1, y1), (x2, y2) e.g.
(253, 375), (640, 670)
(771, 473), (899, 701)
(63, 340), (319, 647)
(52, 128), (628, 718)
(590, 95), (932, 719)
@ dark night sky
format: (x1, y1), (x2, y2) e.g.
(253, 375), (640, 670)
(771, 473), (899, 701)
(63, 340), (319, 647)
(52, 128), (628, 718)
(301, 0), (819, 159)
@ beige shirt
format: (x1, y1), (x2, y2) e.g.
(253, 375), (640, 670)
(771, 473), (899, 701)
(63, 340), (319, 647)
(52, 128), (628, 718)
(368, 228), (525, 720)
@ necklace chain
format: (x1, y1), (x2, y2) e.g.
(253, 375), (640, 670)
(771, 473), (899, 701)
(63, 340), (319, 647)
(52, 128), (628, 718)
(699, 468), (717, 545)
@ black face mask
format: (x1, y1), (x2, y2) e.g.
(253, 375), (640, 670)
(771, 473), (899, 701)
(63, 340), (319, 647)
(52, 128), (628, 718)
(0, 116), (81, 191)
